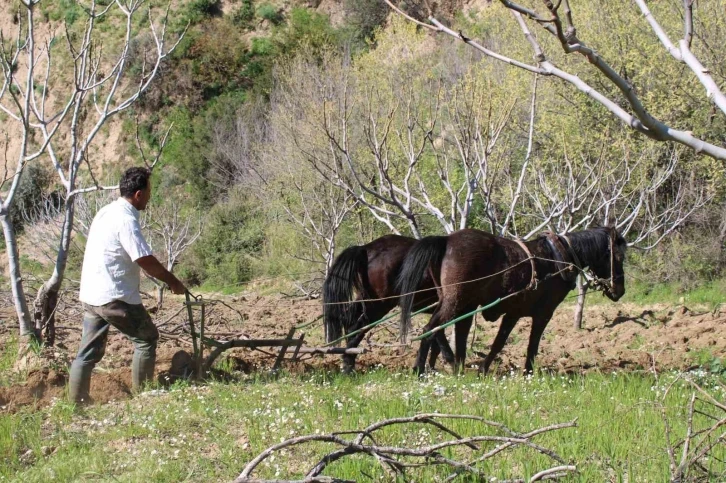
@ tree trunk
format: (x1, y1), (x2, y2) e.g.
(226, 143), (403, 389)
(33, 284), (58, 346)
(34, 199), (75, 346)
(573, 274), (587, 330)
(0, 214), (36, 345)
(157, 284), (165, 311)
(718, 202), (726, 271)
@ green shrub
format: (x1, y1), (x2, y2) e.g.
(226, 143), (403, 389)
(256, 3), (283, 25)
(233, 0), (255, 28)
(275, 8), (339, 56)
(178, 189), (265, 288)
(344, 0), (389, 41)
(183, 0), (220, 25)
(7, 163), (53, 234)
(43, 0), (83, 25)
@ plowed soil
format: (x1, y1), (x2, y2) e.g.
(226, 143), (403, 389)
(1, 291), (724, 412)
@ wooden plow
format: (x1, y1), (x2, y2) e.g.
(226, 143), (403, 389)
(183, 293), (365, 378)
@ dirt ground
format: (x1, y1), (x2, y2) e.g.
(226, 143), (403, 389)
(1, 290), (725, 412)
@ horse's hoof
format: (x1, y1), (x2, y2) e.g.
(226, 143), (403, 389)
(341, 365), (355, 375)
(412, 366), (426, 378)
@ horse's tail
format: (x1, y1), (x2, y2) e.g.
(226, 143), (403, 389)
(397, 236), (448, 342)
(322, 245), (369, 344)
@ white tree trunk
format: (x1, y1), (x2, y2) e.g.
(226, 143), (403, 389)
(1, 215), (34, 339)
(157, 285), (165, 310)
(573, 274), (587, 330)
(33, 200), (75, 344)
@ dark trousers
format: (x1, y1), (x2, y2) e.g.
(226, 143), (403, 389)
(68, 300), (158, 403)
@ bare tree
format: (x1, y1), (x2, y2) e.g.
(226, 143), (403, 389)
(515, 145), (709, 328)
(386, 1), (714, 329)
(141, 200), (202, 309)
(278, 174), (357, 295)
(385, 0), (726, 160)
(0, 0), (77, 344)
(2, 1), (186, 345)
(209, 98), (269, 191)
(270, 53), (515, 239)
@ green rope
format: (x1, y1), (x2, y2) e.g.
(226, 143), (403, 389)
(294, 314), (324, 330)
(412, 295), (515, 341)
(323, 301), (439, 348)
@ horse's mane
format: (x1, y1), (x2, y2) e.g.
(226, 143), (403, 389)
(565, 227), (620, 267)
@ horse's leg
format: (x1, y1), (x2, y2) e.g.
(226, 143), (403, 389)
(414, 311), (442, 376)
(524, 314), (552, 375)
(341, 303), (390, 374)
(429, 330), (454, 370)
(341, 327), (366, 374)
(454, 315), (474, 374)
(428, 336), (440, 370)
(478, 314), (519, 375)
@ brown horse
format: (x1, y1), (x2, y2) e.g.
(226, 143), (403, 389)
(323, 234), (453, 373)
(397, 227), (627, 375)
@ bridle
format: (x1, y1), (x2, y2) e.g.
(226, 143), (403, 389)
(550, 228), (620, 297)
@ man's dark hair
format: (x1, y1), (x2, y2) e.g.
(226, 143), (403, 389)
(119, 167), (151, 198)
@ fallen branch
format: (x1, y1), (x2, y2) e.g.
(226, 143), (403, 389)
(662, 375), (726, 481)
(235, 413), (577, 482)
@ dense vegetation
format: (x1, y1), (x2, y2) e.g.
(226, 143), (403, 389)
(10, 0), (726, 295)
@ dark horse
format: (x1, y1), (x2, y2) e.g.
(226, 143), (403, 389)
(323, 234), (454, 373)
(397, 227), (627, 375)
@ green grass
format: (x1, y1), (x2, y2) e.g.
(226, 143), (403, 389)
(561, 276), (726, 311)
(1, 369), (724, 482)
(621, 277), (726, 308)
(0, 336), (17, 387)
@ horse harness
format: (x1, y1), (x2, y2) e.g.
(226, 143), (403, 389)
(543, 229), (618, 294)
(513, 238), (538, 290)
(543, 232), (580, 283)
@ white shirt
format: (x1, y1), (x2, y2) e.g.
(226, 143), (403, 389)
(79, 198), (153, 306)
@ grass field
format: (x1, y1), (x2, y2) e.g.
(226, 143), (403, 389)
(2, 367), (724, 482)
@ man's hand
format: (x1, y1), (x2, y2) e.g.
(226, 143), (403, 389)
(168, 278), (186, 295)
(136, 255), (187, 296)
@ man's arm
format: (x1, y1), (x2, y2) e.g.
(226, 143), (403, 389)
(136, 255), (187, 295)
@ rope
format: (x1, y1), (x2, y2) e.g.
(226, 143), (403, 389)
(411, 264), (576, 341)
(294, 314), (323, 330)
(323, 301), (439, 348)
(412, 296), (508, 341)
(182, 254), (597, 310)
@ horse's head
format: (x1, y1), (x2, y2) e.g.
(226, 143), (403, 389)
(588, 227), (627, 301)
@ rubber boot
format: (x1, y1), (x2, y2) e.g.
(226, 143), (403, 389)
(68, 360), (93, 405)
(132, 349), (156, 392)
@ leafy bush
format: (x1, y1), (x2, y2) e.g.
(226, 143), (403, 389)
(184, 0), (221, 25)
(161, 92), (247, 205)
(233, 0), (255, 28)
(178, 189), (265, 288)
(256, 3), (283, 25)
(274, 8), (339, 57)
(144, 18), (268, 110)
(7, 163), (53, 233)
(43, 0), (83, 26)
(344, 0), (389, 41)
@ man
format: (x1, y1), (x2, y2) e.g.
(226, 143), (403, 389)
(68, 167), (187, 404)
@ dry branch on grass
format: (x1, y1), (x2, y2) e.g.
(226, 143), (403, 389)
(236, 413), (577, 482)
(662, 376), (726, 482)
